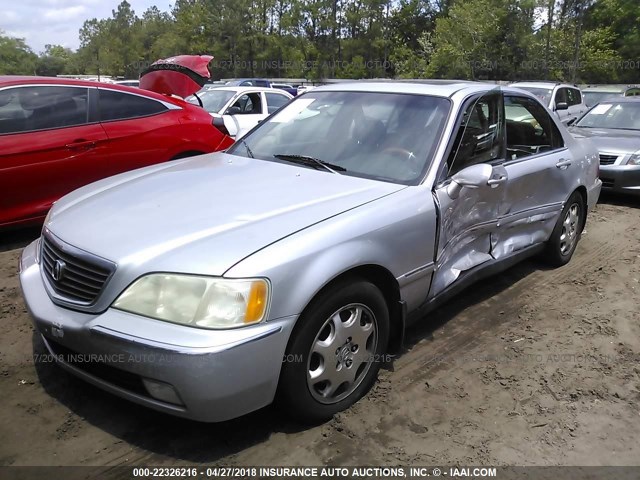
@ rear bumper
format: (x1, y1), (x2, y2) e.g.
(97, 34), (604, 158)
(19, 240), (296, 422)
(599, 165), (640, 196)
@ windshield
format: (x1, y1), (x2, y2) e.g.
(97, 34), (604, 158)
(227, 91), (451, 184)
(517, 87), (553, 105)
(188, 89), (236, 113)
(582, 91), (620, 107)
(576, 102), (640, 130)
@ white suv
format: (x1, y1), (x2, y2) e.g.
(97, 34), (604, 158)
(509, 82), (587, 125)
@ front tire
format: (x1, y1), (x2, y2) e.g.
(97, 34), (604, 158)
(278, 279), (389, 423)
(543, 191), (585, 267)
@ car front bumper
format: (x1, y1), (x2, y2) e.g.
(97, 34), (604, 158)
(599, 165), (640, 196)
(19, 240), (296, 422)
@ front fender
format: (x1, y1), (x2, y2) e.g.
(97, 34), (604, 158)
(224, 186), (438, 323)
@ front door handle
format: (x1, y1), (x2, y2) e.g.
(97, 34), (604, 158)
(556, 159), (572, 169)
(487, 175), (507, 187)
(66, 139), (96, 151)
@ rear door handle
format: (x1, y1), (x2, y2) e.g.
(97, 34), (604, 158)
(66, 139), (96, 151)
(556, 159), (572, 169)
(487, 175), (507, 187)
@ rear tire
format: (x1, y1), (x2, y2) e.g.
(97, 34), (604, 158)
(542, 191), (585, 267)
(278, 279), (389, 423)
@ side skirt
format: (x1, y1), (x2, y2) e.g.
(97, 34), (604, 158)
(405, 243), (545, 327)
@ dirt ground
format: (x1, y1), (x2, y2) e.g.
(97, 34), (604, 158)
(1, 196), (640, 468)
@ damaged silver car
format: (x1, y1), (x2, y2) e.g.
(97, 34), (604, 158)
(19, 82), (601, 423)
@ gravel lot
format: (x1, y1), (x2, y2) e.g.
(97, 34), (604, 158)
(1, 196), (639, 468)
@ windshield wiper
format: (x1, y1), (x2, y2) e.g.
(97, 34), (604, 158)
(239, 139), (255, 158)
(273, 154), (346, 173)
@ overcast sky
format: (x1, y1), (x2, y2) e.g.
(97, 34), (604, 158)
(1, 0), (173, 54)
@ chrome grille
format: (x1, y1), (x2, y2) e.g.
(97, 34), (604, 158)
(599, 154), (618, 165)
(41, 231), (115, 305)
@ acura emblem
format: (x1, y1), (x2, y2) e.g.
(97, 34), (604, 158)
(52, 259), (66, 281)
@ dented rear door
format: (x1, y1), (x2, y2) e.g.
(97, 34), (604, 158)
(495, 94), (572, 259)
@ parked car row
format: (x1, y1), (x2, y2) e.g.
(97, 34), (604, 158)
(18, 80), (602, 424)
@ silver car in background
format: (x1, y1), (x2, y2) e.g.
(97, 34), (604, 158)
(509, 81), (587, 125)
(582, 84), (640, 107)
(569, 98), (640, 196)
(19, 82), (601, 423)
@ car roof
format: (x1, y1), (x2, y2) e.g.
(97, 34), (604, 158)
(203, 86), (288, 94)
(509, 81), (569, 89)
(225, 78), (270, 84)
(0, 75), (183, 104)
(310, 80), (495, 98)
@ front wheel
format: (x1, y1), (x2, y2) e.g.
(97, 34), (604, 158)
(278, 279), (389, 423)
(542, 191), (585, 267)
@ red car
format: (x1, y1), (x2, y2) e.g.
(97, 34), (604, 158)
(0, 56), (234, 229)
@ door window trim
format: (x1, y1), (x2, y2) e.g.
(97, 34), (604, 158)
(435, 90), (506, 187)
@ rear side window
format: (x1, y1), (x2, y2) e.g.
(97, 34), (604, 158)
(265, 93), (290, 114)
(98, 89), (167, 122)
(0, 85), (88, 134)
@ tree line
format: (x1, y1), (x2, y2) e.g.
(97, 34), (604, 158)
(1, 0), (638, 83)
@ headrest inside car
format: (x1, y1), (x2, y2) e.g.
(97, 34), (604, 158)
(18, 90), (57, 110)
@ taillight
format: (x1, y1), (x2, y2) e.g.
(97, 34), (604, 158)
(212, 116), (230, 136)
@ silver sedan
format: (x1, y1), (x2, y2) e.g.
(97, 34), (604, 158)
(569, 98), (640, 196)
(20, 82), (601, 423)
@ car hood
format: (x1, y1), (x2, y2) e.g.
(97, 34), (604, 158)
(569, 127), (640, 154)
(47, 153), (406, 276)
(139, 55), (213, 98)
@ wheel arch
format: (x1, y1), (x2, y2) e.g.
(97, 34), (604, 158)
(287, 264), (405, 355)
(573, 185), (588, 230)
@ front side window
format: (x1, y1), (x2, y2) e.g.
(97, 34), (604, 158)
(228, 93), (263, 115)
(554, 88), (568, 107)
(447, 91), (504, 175)
(99, 89), (166, 122)
(228, 91), (451, 185)
(505, 96), (564, 159)
(0, 85), (88, 134)
(575, 102), (640, 130)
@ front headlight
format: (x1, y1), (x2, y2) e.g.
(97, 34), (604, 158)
(628, 151), (640, 165)
(113, 274), (270, 329)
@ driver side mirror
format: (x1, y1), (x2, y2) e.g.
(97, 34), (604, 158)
(446, 163), (493, 199)
(555, 102), (569, 111)
(226, 106), (242, 115)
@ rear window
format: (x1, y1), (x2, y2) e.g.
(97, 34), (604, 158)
(98, 89), (167, 122)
